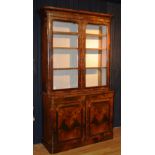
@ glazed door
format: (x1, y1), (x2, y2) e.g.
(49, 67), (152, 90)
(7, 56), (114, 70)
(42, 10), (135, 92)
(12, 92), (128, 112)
(51, 20), (81, 90)
(84, 23), (110, 88)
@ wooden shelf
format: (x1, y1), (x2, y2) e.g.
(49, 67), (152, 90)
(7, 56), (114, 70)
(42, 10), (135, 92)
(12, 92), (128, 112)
(86, 48), (103, 51)
(53, 31), (79, 35)
(53, 67), (107, 70)
(53, 68), (78, 70)
(53, 48), (106, 51)
(86, 33), (106, 37)
(53, 47), (78, 50)
(86, 67), (107, 69)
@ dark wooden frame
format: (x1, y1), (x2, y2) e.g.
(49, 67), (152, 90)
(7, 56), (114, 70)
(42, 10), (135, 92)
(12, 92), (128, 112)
(41, 6), (114, 153)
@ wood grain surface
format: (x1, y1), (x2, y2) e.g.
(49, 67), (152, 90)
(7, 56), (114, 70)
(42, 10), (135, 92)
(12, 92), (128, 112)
(33, 127), (120, 155)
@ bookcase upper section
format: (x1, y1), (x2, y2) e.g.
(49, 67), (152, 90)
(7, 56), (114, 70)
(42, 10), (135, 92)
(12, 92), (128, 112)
(41, 7), (112, 92)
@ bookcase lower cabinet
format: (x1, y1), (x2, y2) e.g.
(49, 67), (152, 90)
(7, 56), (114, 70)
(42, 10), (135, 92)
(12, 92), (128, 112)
(42, 91), (114, 153)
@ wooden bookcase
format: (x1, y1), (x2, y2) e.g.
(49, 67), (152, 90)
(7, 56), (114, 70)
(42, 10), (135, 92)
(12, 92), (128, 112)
(40, 6), (114, 153)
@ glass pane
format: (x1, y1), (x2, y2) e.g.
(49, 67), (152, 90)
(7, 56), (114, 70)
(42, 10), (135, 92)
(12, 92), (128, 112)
(102, 36), (107, 49)
(86, 69), (99, 87)
(86, 24), (99, 34)
(53, 70), (78, 90)
(53, 49), (78, 68)
(102, 68), (107, 86)
(102, 50), (107, 67)
(53, 21), (78, 32)
(86, 36), (100, 49)
(102, 25), (107, 35)
(53, 34), (78, 48)
(86, 50), (100, 67)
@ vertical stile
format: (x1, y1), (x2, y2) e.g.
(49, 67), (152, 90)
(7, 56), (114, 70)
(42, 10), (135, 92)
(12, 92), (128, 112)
(98, 25), (102, 86)
(78, 20), (82, 89)
(107, 22), (111, 87)
(47, 13), (53, 92)
(82, 22), (86, 88)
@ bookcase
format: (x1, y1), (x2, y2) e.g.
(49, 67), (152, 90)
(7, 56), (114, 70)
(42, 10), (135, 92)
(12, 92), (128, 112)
(41, 7), (114, 153)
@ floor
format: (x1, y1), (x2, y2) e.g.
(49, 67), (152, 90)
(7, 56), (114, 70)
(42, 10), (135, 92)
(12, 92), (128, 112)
(33, 127), (121, 155)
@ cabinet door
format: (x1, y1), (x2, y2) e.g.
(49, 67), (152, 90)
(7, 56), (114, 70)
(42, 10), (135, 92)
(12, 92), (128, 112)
(52, 21), (79, 90)
(53, 97), (85, 143)
(86, 95), (113, 142)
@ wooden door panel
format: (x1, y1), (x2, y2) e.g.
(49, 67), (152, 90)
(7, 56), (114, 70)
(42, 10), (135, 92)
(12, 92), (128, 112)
(89, 101), (110, 136)
(54, 97), (85, 143)
(57, 104), (82, 142)
(86, 95), (113, 141)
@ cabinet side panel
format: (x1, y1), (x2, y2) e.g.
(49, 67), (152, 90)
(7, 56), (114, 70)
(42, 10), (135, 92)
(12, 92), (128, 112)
(42, 95), (52, 148)
(41, 13), (48, 92)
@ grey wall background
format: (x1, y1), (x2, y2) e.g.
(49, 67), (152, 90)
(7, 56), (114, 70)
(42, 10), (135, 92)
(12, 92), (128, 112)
(33, 0), (121, 144)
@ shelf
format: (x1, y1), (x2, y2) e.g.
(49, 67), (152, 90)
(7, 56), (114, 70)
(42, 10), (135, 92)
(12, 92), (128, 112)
(53, 31), (79, 35)
(85, 67), (107, 69)
(86, 33), (106, 37)
(53, 47), (106, 50)
(53, 68), (78, 70)
(53, 67), (107, 70)
(53, 47), (78, 50)
(86, 48), (105, 51)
